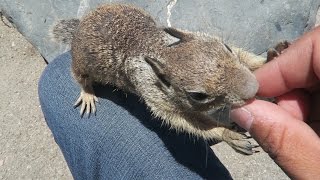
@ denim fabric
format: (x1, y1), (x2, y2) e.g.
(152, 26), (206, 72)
(38, 52), (232, 180)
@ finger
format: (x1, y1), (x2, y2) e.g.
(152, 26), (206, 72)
(276, 89), (310, 121)
(90, 100), (96, 115)
(86, 101), (90, 115)
(74, 96), (82, 107)
(231, 99), (320, 179)
(80, 102), (85, 117)
(255, 27), (320, 97)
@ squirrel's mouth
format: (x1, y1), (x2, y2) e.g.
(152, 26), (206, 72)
(205, 105), (232, 126)
(204, 98), (253, 125)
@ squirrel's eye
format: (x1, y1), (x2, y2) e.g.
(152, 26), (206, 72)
(224, 43), (232, 53)
(187, 91), (210, 103)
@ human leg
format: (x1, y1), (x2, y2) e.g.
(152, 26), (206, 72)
(38, 52), (231, 179)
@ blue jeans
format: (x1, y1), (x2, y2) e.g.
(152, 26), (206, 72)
(38, 52), (232, 179)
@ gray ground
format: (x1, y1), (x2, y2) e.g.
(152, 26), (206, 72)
(2, 12), (320, 179)
(0, 18), (72, 179)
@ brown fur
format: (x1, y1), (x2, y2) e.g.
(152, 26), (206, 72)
(53, 4), (268, 155)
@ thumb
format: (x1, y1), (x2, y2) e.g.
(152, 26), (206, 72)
(231, 99), (320, 179)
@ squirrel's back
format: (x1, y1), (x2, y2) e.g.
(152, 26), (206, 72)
(52, 4), (165, 53)
(70, 4), (168, 91)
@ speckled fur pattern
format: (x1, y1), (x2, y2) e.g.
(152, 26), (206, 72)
(53, 4), (268, 155)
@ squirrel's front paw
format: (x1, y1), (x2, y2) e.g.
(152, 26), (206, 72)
(222, 129), (259, 155)
(74, 90), (98, 117)
(267, 40), (290, 61)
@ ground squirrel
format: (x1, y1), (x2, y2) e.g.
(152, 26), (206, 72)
(52, 4), (283, 155)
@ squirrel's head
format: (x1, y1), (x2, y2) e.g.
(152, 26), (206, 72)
(145, 28), (258, 124)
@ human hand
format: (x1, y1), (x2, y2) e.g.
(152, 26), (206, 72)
(231, 27), (320, 179)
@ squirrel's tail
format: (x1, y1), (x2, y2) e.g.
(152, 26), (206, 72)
(50, 19), (80, 44)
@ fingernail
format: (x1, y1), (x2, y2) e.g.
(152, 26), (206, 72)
(230, 107), (253, 131)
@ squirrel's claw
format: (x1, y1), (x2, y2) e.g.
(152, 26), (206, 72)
(74, 90), (97, 117)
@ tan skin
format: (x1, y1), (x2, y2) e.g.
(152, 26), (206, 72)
(231, 26), (320, 179)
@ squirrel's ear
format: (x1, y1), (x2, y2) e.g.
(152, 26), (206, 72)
(145, 56), (171, 88)
(163, 27), (193, 44)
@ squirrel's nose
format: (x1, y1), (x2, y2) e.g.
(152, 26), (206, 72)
(238, 73), (259, 100)
(231, 67), (259, 101)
